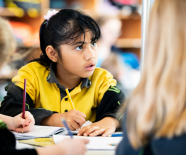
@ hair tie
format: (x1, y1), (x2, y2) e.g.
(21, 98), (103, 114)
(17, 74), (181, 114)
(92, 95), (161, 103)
(44, 9), (58, 21)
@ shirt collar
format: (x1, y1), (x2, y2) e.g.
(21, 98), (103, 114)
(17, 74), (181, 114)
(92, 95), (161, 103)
(46, 62), (91, 89)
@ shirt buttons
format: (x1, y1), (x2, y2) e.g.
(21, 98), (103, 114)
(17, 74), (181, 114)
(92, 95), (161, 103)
(65, 98), (68, 101)
(65, 109), (68, 112)
(87, 81), (91, 87)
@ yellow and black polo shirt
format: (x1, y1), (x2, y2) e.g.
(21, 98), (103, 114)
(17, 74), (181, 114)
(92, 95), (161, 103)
(0, 62), (125, 125)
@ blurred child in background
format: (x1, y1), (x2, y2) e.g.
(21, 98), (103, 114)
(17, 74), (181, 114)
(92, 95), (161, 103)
(96, 16), (140, 96)
(101, 52), (128, 96)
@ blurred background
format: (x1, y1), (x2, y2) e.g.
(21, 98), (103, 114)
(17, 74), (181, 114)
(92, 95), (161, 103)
(0, 0), (142, 100)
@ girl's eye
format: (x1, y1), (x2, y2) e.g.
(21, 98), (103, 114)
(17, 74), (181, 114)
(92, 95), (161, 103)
(76, 46), (83, 50)
(91, 42), (97, 47)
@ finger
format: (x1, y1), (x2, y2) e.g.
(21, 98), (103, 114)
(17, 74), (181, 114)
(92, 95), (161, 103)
(15, 127), (24, 133)
(19, 119), (29, 126)
(70, 120), (81, 130)
(77, 126), (90, 136)
(83, 126), (100, 136)
(89, 128), (105, 137)
(25, 116), (35, 124)
(102, 129), (113, 137)
(24, 111), (32, 117)
(22, 120), (34, 132)
(74, 110), (86, 119)
(24, 112), (34, 122)
(73, 115), (86, 126)
(69, 124), (76, 131)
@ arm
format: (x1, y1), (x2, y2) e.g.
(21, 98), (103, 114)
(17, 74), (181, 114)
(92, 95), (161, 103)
(78, 86), (125, 136)
(0, 112), (34, 132)
(0, 84), (53, 125)
(95, 86), (125, 121)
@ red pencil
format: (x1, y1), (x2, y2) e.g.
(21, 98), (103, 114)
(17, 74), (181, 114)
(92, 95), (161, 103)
(22, 79), (27, 119)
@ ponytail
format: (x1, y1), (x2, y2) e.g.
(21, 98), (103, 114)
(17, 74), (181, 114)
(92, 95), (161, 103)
(30, 20), (52, 69)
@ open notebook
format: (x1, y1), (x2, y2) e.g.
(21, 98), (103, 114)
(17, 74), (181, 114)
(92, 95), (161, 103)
(12, 125), (68, 140)
(12, 121), (92, 140)
(53, 135), (122, 150)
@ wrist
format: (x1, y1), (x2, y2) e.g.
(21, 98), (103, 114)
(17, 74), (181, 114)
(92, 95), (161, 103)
(40, 113), (66, 126)
(103, 117), (119, 128)
(8, 117), (15, 131)
(0, 114), (14, 130)
(40, 114), (56, 126)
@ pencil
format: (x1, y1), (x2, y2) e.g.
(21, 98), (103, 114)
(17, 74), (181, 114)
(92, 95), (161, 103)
(65, 88), (75, 110)
(61, 118), (73, 138)
(22, 79), (27, 119)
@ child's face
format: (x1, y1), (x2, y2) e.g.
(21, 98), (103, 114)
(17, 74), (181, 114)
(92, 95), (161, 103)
(58, 31), (98, 78)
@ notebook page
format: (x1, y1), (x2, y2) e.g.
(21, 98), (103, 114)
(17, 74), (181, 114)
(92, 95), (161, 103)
(71, 120), (92, 134)
(53, 135), (122, 150)
(12, 125), (66, 140)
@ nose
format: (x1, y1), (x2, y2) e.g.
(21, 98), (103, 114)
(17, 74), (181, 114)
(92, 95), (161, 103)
(84, 45), (95, 61)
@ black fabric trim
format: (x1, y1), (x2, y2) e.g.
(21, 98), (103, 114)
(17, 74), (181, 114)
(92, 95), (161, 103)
(95, 86), (125, 122)
(0, 83), (53, 125)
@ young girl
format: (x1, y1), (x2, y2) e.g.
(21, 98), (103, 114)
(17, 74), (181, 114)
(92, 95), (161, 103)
(0, 17), (88, 155)
(0, 9), (124, 137)
(116, 0), (186, 154)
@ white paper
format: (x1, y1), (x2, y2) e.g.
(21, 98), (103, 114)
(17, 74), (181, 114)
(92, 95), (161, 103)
(12, 125), (67, 140)
(81, 120), (92, 128)
(53, 135), (122, 150)
(71, 120), (92, 134)
(16, 141), (34, 149)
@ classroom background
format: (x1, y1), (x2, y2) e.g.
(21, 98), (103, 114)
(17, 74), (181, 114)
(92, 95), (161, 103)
(0, 0), (142, 101)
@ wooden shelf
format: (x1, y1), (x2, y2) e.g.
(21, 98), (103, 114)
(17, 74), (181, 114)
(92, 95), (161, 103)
(17, 44), (40, 48)
(115, 38), (141, 48)
(0, 8), (16, 17)
(119, 12), (141, 20)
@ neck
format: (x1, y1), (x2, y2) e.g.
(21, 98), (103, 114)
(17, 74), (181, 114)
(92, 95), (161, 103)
(55, 64), (81, 89)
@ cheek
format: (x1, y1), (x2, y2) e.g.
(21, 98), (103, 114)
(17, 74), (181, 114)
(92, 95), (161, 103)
(64, 54), (81, 68)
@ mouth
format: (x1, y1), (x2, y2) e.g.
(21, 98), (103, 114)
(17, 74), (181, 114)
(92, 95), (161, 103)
(85, 63), (95, 71)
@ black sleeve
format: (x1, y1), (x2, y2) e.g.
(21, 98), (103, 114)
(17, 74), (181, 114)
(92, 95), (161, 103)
(0, 83), (53, 125)
(95, 86), (125, 122)
(0, 127), (37, 155)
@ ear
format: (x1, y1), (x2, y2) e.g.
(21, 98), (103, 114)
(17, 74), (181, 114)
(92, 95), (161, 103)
(45, 45), (58, 62)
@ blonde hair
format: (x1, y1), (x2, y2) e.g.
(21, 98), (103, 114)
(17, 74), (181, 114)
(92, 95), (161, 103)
(0, 17), (16, 69)
(118, 0), (186, 148)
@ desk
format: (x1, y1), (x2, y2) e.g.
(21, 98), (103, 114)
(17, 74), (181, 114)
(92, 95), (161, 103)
(19, 138), (116, 155)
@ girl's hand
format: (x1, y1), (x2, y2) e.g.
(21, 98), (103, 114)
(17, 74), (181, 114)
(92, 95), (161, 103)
(63, 110), (86, 130)
(77, 117), (119, 137)
(8, 111), (35, 133)
(41, 110), (86, 130)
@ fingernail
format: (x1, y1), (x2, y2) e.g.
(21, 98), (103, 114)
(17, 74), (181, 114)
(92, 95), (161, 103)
(102, 135), (105, 137)
(84, 133), (87, 136)
(90, 134), (93, 136)
(77, 133), (80, 136)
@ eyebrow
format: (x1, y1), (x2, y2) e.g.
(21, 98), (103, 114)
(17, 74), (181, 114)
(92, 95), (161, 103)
(72, 41), (86, 46)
